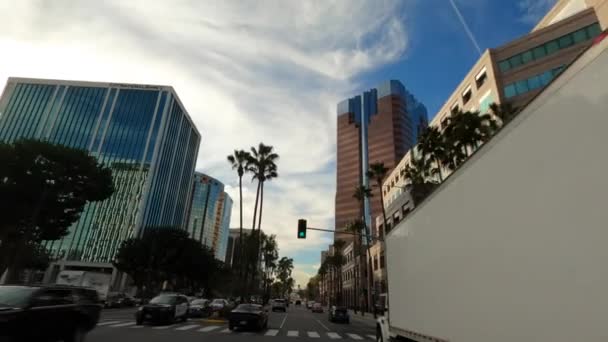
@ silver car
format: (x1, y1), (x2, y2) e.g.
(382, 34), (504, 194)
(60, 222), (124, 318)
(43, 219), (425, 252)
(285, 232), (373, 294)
(271, 299), (287, 312)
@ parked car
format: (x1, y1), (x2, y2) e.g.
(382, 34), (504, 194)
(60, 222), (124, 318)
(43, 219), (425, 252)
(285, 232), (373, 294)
(312, 302), (324, 313)
(306, 301), (315, 309)
(105, 292), (136, 308)
(328, 306), (350, 323)
(135, 293), (189, 325)
(271, 298), (287, 312)
(209, 298), (230, 312)
(295, 300), (302, 306)
(188, 299), (210, 317)
(0, 284), (101, 342)
(228, 304), (268, 331)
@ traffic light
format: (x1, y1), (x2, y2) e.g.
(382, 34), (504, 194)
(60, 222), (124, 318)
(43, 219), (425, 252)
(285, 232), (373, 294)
(297, 219), (307, 239)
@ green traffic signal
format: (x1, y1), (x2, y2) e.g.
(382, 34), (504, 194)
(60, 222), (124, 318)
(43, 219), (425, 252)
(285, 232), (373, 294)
(297, 219), (307, 239)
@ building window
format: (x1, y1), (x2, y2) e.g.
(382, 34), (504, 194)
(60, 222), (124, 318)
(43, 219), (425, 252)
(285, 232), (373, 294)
(378, 224), (384, 239)
(393, 212), (400, 225)
(521, 50), (534, 64)
(558, 34), (574, 49)
(380, 253), (385, 269)
(373, 256), (378, 270)
(545, 40), (559, 54)
(462, 87), (472, 104)
(515, 79), (529, 94)
(573, 28), (588, 43)
(475, 68), (487, 88)
(509, 54), (523, 68)
(440, 117), (449, 129)
(528, 75), (541, 90)
(533, 45), (547, 59)
(498, 60), (510, 72)
(450, 104), (460, 115)
(587, 23), (602, 38)
(503, 64), (565, 99)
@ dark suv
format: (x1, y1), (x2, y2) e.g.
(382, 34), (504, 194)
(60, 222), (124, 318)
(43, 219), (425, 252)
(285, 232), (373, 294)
(0, 284), (101, 342)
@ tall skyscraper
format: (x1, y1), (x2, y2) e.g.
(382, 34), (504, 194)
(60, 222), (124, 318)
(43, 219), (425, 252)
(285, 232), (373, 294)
(185, 172), (233, 261)
(0, 77), (201, 268)
(335, 80), (427, 240)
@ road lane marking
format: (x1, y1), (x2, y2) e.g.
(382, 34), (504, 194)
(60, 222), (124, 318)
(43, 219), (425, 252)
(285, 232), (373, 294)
(347, 333), (364, 340)
(153, 325), (175, 329)
(327, 332), (342, 339)
(97, 321), (122, 326)
(366, 334), (376, 340)
(308, 331), (320, 338)
(315, 319), (330, 331)
(220, 328), (231, 333)
(198, 326), (221, 332)
(130, 325), (145, 329)
(110, 322), (136, 327)
(287, 330), (299, 337)
(279, 313), (289, 329)
(175, 324), (199, 331)
(265, 329), (279, 336)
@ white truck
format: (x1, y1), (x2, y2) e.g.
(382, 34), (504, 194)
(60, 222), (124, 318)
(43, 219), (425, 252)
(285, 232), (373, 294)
(55, 270), (113, 302)
(377, 36), (608, 342)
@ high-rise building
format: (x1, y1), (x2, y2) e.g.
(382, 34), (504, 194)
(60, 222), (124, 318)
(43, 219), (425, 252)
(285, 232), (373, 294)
(224, 228), (253, 267)
(0, 77), (200, 270)
(382, 0), (607, 210)
(184, 172), (232, 260)
(334, 80), (427, 240)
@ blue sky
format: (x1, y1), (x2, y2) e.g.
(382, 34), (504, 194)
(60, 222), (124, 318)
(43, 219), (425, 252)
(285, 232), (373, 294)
(0, 0), (556, 287)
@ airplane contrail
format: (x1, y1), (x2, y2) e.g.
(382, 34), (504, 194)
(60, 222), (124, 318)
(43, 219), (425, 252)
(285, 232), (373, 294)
(448, 0), (483, 56)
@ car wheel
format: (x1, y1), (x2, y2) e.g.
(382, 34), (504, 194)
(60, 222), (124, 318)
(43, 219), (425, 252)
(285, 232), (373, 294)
(64, 325), (87, 342)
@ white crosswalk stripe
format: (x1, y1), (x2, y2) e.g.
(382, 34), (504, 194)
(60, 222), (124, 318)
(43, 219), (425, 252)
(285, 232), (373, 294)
(347, 333), (363, 340)
(366, 334), (376, 340)
(175, 324), (199, 331)
(328, 332), (342, 339)
(97, 321), (122, 326)
(287, 330), (299, 337)
(198, 326), (221, 332)
(220, 328), (231, 333)
(153, 325), (175, 329)
(307, 331), (320, 338)
(110, 322), (136, 328)
(265, 329), (279, 336)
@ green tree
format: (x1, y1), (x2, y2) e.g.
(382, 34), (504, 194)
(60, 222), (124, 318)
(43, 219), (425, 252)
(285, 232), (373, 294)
(261, 233), (278, 303)
(489, 102), (519, 125)
(317, 260), (328, 305)
(366, 162), (390, 234)
(404, 151), (438, 206)
(443, 110), (497, 170)
(330, 240), (346, 305)
(417, 126), (447, 182)
(344, 219), (364, 305)
(276, 257), (294, 297)
(227, 149), (252, 289)
(0, 139), (114, 281)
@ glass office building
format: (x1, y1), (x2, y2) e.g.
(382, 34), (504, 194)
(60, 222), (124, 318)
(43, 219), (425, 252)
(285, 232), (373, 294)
(185, 172), (232, 261)
(0, 77), (201, 264)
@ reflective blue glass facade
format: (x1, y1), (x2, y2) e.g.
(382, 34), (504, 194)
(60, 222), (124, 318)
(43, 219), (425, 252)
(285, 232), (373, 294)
(0, 78), (201, 263)
(185, 172), (233, 261)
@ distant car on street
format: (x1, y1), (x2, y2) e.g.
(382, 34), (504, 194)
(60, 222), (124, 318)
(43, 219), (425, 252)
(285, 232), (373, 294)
(0, 284), (101, 342)
(306, 301), (315, 309)
(312, 302), (324, 313)
(210, 298), (231, 312)
(328, 306), (350, 323)
(105, 292), (136, 308)
(135, 293), (189, 325)
(271, 298), (287, 312)
(188, 299), (210, 317)
(229, 304), (268, 331)
(295, 299), (301, 306)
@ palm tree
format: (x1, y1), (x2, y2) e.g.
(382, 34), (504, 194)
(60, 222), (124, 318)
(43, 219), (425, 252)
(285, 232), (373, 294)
(417, 127), (446, 182)
(227, 149), (251, 283)
(404, 151), (438, 206)
(345, 219), (364, 309)
(331, 240), (347, 305)
(489, 102), (518, 125)
(261, 233), (278, 303)
(366, 162), (389, 234)
(352, 185), (375, 314)
(318, 260), (328, 305)
(443, 110), (496, 169)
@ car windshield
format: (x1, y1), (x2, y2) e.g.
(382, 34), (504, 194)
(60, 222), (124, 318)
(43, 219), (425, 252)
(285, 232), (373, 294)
(149, 295), (177, 305)
(191, 299), (208, 305)
(235, 304), (262, 311)
(0, 286), (38, 307)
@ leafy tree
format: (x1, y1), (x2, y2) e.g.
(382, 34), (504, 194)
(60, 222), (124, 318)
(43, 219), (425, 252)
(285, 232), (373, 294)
(489, 102), (519, 125)
(227, 149), (251, 286)
(261, 233), (278, 303)
(276, 257), (294, 298)
(442, 110), (497, 170)
(0, 139), (114, 281)
(330, 240), (346, 305)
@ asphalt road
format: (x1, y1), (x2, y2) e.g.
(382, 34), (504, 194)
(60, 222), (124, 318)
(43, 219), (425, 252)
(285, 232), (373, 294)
(89, 305), (377, 342)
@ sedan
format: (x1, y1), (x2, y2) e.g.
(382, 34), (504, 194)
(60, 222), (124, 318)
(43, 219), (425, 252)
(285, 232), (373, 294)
(328, 306), (350, 323)
(188, 299), (210, 317)
(312, 303), (324, 313)
(135, 294), (189, 325)
(228, 304), (268, 331)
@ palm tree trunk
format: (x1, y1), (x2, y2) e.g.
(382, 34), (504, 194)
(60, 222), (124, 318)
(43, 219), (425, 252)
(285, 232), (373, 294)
(257, 182), (264, 230)
(435, 157), (444, 182)
(378, 181), (389, 234)
(238, 175), (244, 283)
(251, 181), (261, 232)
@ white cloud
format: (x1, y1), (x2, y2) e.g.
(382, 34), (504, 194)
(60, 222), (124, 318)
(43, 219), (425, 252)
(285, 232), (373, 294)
(0, 0), (410, 272)
(517, 0), (557, 24)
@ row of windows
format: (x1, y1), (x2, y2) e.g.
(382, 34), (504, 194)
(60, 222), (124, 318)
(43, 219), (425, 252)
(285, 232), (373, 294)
(498, 23), (601, 73)
(504, 65), (565, 99)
